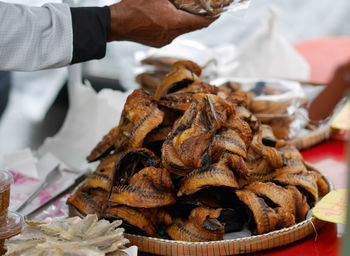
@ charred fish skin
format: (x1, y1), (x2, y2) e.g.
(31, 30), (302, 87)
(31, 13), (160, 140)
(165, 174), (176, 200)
(104, 205), (157, 237)
(161, 139), (188, 176)
(109, 185), (176, 208)
(142, 107), (180, 154)
(81, 172), (113, 194)
(224, 115), (253, 148)
(236, 189), (279, 235)
(167, 219), (212, 242)
(250, 126), (285, 169)
(110, 167), (176, 208)
(272, 172), (319, 206)
(154, 60), (201, 100)
(177, 164), (239, 197)
(140, 208), (173, 227)
(87, 126), (118, 162)
(129, 166), (175, 193)
(285, 185), (310, 222)
(82, 152), (122, 193)
(67, 190), (106, 217)
(210, 129), (247, 158)
(157, 80), (218, 111)
(67, 153), (122, 217)
(244, 182), (296, 229)
(166, 207), (225, 242)
(162, 95), (219, 175)
(114, 89), (164, 152)
(113, 148), (159, 186)
(308, 168), (329, 197)
(245, 182), (296, 216)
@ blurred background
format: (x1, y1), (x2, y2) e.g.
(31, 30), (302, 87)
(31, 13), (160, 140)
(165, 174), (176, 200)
(0, 0), (350, 167)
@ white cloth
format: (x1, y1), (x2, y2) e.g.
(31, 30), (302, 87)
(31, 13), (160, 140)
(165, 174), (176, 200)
(0, 2), (73, 71)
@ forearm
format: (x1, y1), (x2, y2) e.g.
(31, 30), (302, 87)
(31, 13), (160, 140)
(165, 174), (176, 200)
(0, 2), (110, 71)
(0, 0), (215, 71)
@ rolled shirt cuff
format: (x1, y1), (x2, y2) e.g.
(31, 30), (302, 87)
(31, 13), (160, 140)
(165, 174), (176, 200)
(70, 6), (110, 64)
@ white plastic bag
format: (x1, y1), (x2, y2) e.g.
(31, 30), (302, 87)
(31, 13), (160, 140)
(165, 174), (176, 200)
(38, 81), (130, 172)
(232, 6), (310, 81)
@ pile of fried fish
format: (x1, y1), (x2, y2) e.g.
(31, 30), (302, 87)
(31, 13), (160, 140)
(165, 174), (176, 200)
(67, 60), (329, 242)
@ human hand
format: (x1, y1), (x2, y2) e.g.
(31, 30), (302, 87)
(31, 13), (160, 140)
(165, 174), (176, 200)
(108, 0), (217, 47)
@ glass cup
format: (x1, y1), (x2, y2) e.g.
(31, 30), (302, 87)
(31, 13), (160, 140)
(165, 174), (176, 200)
(0, 211), (23, 255)
(0, 170), (13, 226)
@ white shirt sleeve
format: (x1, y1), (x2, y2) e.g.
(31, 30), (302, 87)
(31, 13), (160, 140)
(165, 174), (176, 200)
(0, 2), (73, 71)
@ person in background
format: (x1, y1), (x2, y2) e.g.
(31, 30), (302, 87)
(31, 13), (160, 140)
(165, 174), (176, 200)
(0, 0), (216, 118)
(308, 61), (350, 122)
(0, 0), (215, 71)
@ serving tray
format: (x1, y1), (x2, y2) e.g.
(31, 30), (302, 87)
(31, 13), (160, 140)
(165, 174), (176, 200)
(69, 162), (332, 256)
(125, 217), (325, 256)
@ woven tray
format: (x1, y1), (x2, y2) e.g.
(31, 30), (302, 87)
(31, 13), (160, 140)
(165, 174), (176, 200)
(125, 217), (325, 256)
(69, 163), (333, 256)
(292, 125), (332, 150)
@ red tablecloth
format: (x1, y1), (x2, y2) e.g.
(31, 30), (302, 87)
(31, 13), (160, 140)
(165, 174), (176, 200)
(294, 37), (350, 84)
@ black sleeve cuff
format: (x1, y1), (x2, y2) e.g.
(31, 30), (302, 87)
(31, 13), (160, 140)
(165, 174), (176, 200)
(70, 6), (110, 64)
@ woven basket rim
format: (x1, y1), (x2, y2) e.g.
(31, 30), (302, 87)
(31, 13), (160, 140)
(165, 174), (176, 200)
(124, 216), (318, 245)
(69, 161), (333, 254)
(292, 124), (332, 150)
(124, 162), (333, 245)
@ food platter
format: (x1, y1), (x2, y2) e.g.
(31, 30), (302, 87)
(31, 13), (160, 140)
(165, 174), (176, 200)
(69, 162), (333, 256)
(125, 217), (325, 256)
(66, 60), (334, 255)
